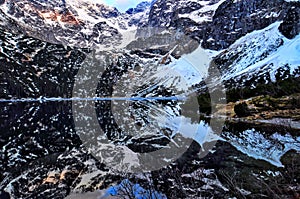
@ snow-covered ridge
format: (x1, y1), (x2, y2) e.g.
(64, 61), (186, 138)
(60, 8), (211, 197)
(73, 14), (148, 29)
(179, 0), (226, 23)
(214, 22), (300, 84)
(0, 0), (151, 49)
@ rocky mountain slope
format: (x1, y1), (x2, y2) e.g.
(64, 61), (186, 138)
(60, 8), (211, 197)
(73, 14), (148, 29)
(214, 22), (300, 88)
(145, 0), (299, 49)
(0, 0), (151, 48)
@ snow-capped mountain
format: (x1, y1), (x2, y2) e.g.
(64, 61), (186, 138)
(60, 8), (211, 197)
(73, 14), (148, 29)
(1, 0), (298, 54)
(0, 0), (151, 49)
(139, 0), (300, 90)
(146, 0), (298, 50)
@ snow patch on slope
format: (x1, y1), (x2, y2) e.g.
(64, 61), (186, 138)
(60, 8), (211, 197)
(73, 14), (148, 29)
(220, 22), (300, 81)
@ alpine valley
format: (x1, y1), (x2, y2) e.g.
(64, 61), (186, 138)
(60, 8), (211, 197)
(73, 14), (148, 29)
(0, 0), (299, 198)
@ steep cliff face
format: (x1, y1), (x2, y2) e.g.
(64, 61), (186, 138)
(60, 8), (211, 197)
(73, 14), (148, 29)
(1, 0), (298, 51)
(0, 0), (116, 47)
(148, 0), (180, 27)
(0, 29), (84, 99)
(202, 0), (298, 49)
(0, 0), (151, 49)
(145, 0), (299, 50)
(279, 4), (300, 39)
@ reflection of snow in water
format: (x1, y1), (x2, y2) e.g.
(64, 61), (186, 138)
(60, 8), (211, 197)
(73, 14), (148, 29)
(223, 129), (300, 167)
(111, 49), (207, 141)
(166, 116), (222, 149)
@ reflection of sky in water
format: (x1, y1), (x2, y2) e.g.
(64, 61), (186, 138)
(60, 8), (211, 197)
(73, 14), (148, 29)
(104, 179), (167, 199)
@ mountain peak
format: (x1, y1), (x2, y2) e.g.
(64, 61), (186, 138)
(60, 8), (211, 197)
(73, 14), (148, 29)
(125, 1), (152, 15)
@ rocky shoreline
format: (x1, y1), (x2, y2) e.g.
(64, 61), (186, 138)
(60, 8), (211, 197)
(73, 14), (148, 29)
(214, 93), (300, 129)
